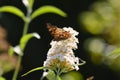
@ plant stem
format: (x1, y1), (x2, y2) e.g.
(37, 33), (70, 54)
(12, 56), (22, 80)
(23, 19), (30, 35)
(12, 8), (31, 80)
(56, 74), (61, 80)
(23, 8), (31, 35)
(12, 20), (29, 80)
(55, 69), (61, 80)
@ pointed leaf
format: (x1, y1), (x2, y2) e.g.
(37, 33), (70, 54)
(0, 6), (25, 21)
(20, 33), (40, 51)
(21, 67), (44, 77)
(8, 46), (14, 56)
(31, 5), (67, 20)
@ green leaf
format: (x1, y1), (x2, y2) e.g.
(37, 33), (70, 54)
(46, 71), (56, 80)
(8, 46), (14, 56)
(31, 5), (67, 20)
(21, 67), (44, 77)
(20, 33), (40, 51)
(0, 6), (25, 21)
(45, 71), (62, 80)
(0, 77), (6, 80)
(28, 0), (34, 9)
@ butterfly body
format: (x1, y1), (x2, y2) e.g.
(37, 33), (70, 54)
(47, 23), (71, 41)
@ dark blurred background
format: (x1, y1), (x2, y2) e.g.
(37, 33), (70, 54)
(0, 0), (120, 80)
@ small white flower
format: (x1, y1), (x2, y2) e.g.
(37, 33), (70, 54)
(22, 0), (29, 7)
(63, 27), (79, 36)
(43, 27), (83, 74)
(13, 45), (23, 55)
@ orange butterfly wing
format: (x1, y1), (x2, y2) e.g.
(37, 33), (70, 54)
(47, 23), (71, 41)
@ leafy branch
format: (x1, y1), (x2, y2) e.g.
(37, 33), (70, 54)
(0, 0), (67, 80)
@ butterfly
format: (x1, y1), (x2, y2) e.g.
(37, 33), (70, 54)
(47, 23), (71, 41)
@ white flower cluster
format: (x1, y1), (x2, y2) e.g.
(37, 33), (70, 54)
(43, 27), (80, 73)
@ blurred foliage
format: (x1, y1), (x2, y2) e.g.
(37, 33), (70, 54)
(84, 38), (106, 65)
(0, 53), (17, 74)
(61, 71), (83, 80)
(79, 0), (120, 71)
(0, 77), (6, 80)
(0, 26), (9, 53)
(0, 26), (17, 78)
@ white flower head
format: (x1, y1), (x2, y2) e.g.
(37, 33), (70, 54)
(43, 27), (84, 74)
(63, 27), (79, 36)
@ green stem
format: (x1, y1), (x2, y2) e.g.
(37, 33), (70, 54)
(23, 20), (30, 35)
(23, 8), (31, 35)
(12, 56), (22, 80)
(55, 69), (61, 80)
(56, 74), (61, 80)
(12, 8), (31, 80)
(56, 75), (58, 80)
